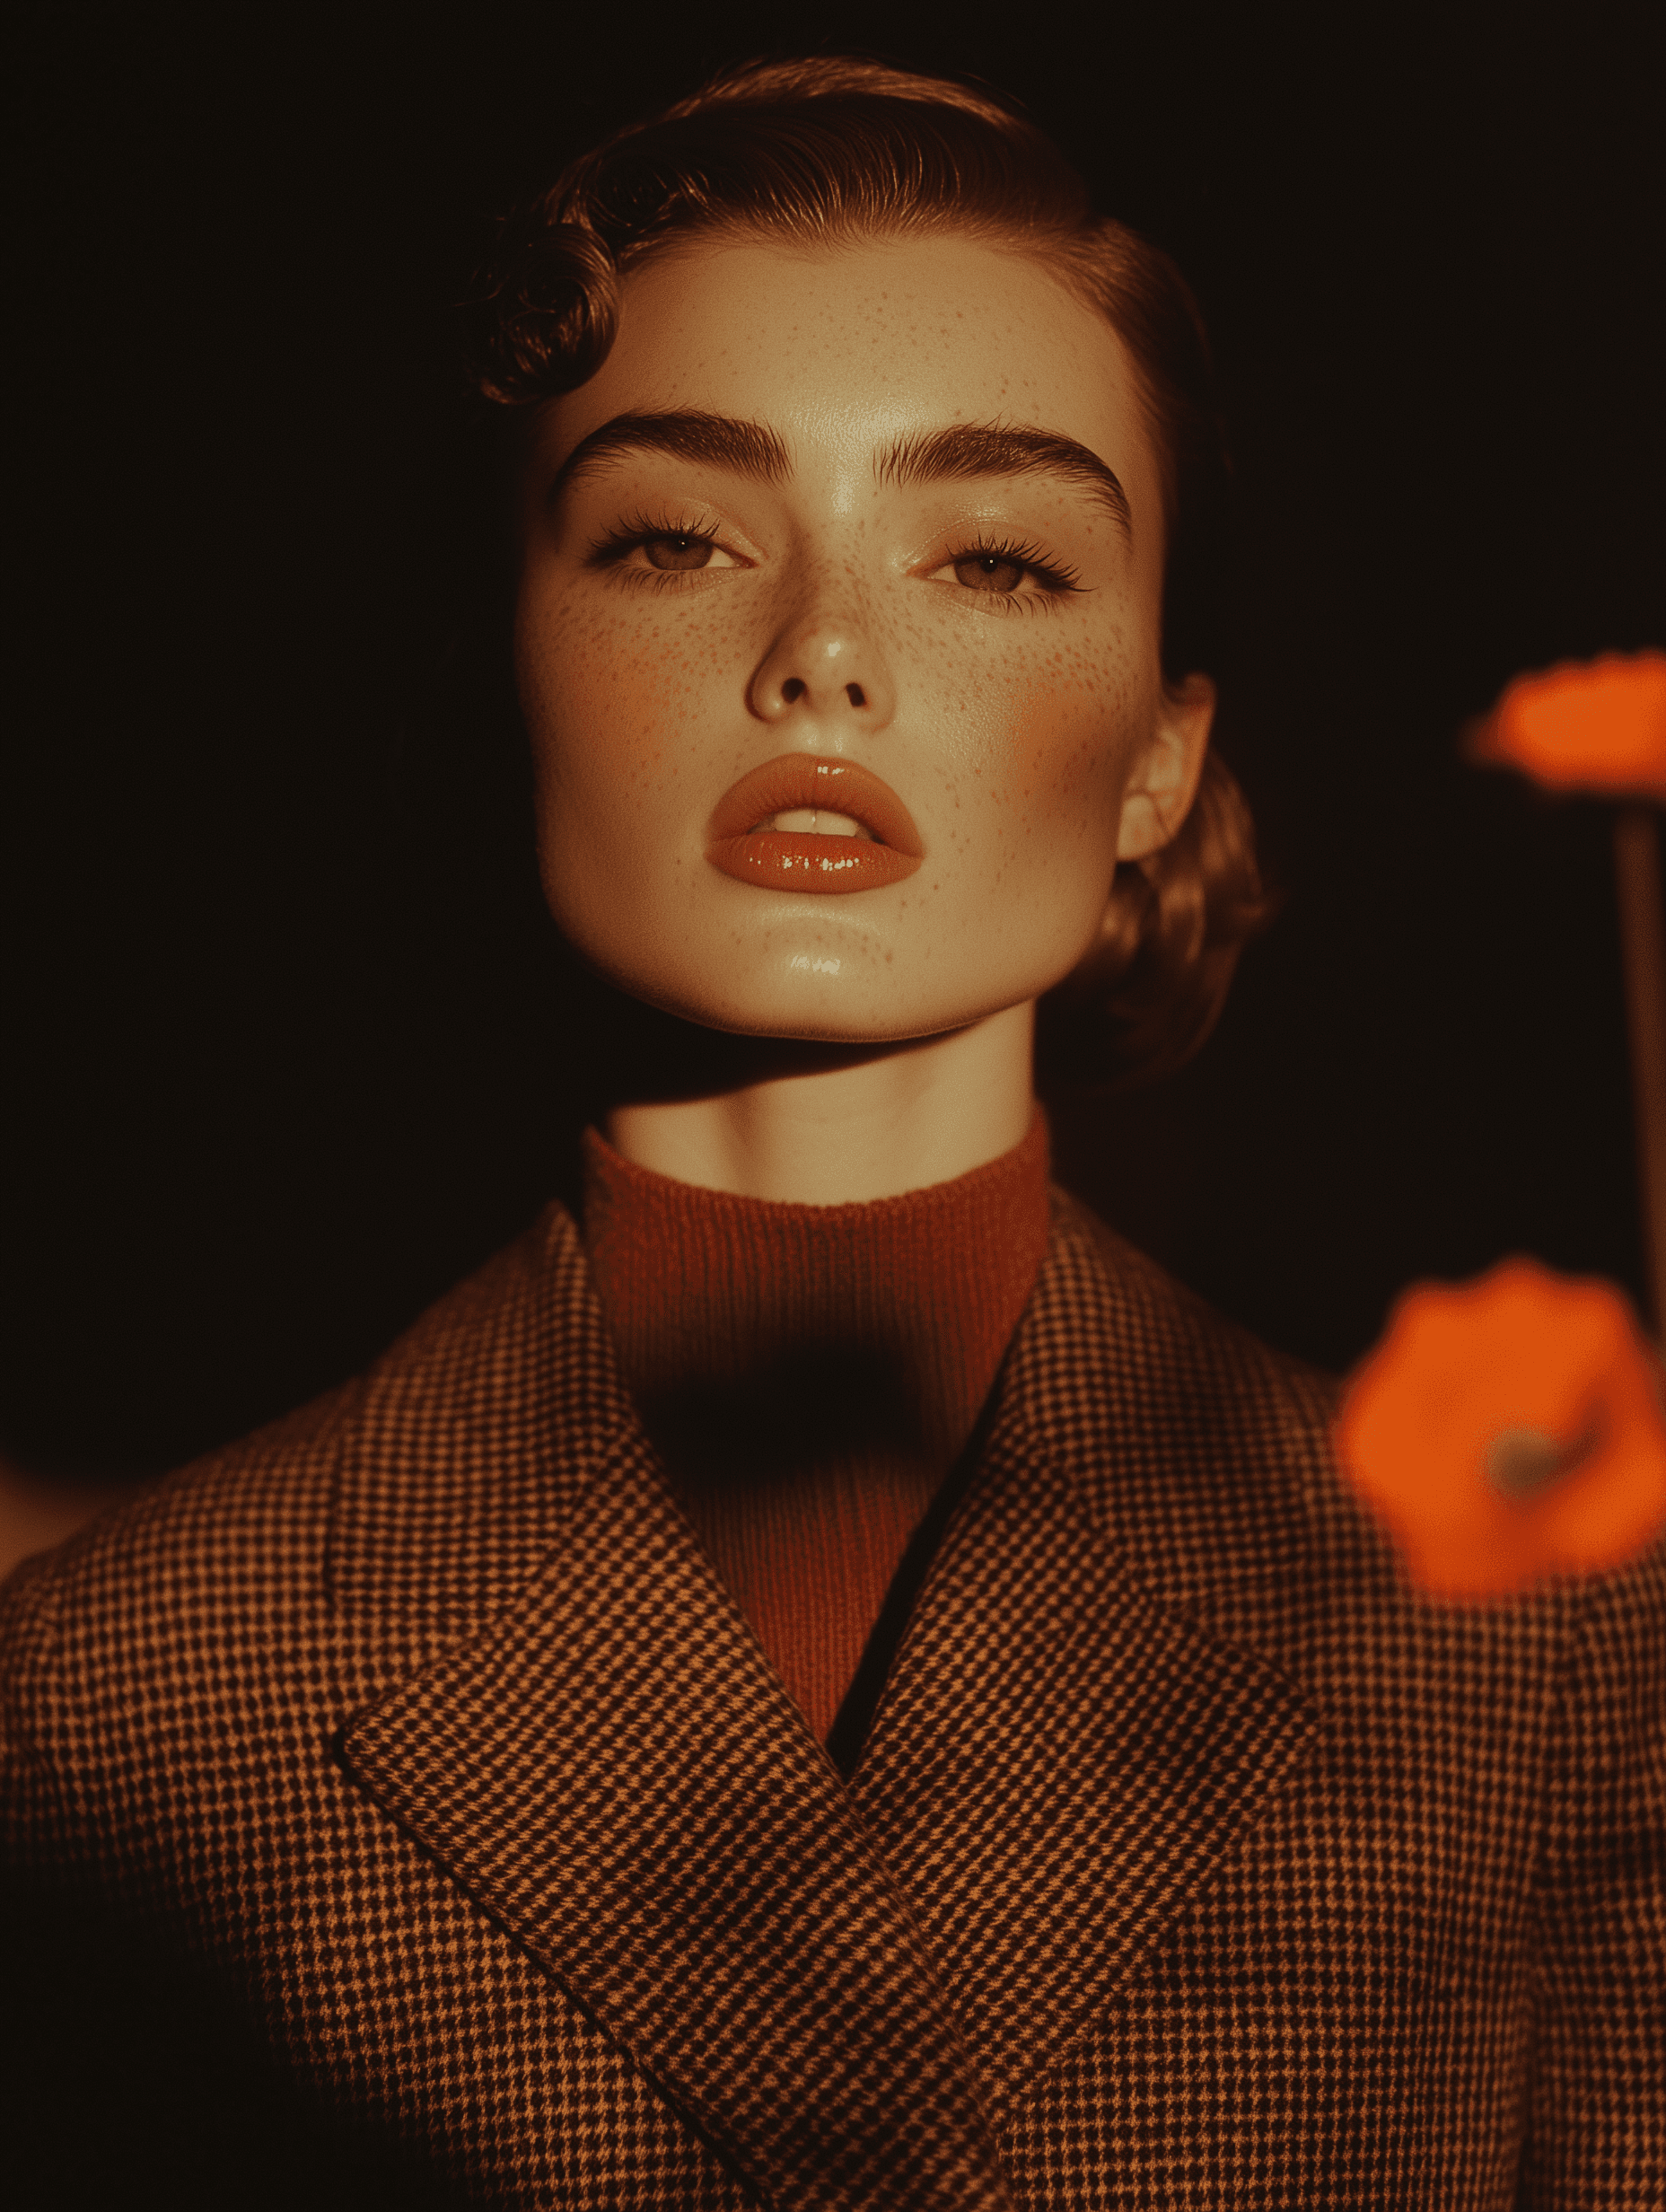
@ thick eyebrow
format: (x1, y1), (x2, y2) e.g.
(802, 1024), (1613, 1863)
(878, 420), (1132, 537)
(548, 409), (793, 505)
(547, 407), (1132, 539)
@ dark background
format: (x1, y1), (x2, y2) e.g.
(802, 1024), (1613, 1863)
(6, 0), (1663, 1490)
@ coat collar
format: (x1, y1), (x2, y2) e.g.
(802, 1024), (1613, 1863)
(332, 1205), (1012, 2209)
(847, 1190), (1322, 2103)
(332, 1192), (1319, 2201)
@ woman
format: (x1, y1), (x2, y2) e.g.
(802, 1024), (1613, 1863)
(4, 56), (1660, 2212)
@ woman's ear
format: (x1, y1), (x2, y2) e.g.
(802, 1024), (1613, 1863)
(1115, 672), (1217, 862)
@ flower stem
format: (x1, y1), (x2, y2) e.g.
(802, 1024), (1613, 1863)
(1615, 805), (1666, 1335)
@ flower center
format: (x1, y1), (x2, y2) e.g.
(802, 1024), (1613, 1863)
(1485, 1422), (1600, 1500)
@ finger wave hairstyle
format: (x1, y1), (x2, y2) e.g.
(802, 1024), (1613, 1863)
(468, 54), (1276, 1085)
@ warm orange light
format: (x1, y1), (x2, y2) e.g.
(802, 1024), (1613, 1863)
(1466, 649), (1666, 800)
(1334, 1257), (1666, 1598)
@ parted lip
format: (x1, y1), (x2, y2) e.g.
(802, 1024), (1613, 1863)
(706, 754), (925, 855)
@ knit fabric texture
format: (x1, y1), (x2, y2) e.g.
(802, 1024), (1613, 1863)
(579, 1114), (1052, 1744)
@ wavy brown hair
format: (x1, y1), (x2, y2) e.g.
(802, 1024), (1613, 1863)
(468, 54), (1276, 1085)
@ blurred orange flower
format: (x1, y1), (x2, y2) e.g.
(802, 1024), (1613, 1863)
(1466, 648), (1666, 800)
(1334, 1257), (1666, 1599)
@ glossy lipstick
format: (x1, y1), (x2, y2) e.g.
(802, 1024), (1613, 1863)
(706, 755), (924, 895)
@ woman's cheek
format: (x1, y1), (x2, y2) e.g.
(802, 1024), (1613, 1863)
(531, 599), (710, 836)
(991, 658), (1137, 856)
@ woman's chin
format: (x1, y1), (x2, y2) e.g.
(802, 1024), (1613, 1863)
(627, 956), (1044, 1048)
(627, 983), (981, 1049)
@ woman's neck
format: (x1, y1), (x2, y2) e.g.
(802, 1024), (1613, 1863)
(603, 999), (1036, 1205)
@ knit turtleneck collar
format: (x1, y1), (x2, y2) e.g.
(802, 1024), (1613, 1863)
(579, 1112), (1053, 1750)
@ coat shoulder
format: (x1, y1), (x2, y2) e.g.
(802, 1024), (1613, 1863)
(1033, 1185), (1479, 1633)
(1040, 1184), (1346, 1526)
(1055, 1185), (1341, 1411)
(0, 1206), (579, 1698)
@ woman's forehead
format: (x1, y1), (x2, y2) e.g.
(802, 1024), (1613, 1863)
(542, 232), (1160, 520)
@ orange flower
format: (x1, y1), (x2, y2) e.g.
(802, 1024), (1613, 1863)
(1465, 648), (1666, 800)
(1334, 1257), (1666, 1599)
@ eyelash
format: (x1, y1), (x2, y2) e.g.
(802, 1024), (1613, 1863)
(583, 511), (723, 585)
(584, 514), (1083, 610)
(947, 536), (1083, 611)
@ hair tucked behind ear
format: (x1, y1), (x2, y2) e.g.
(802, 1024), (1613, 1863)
(469, 53), (1277, 1085)
(1038, 750), (1278, 1088)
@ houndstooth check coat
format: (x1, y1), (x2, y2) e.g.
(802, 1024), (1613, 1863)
(4, 1189), (1662, 2209)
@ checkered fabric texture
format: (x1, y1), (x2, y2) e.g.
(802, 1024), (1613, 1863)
(3, 1190), (1662, 2208)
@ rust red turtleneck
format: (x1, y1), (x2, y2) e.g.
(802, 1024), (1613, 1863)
(580, 1114), (1052, 1747)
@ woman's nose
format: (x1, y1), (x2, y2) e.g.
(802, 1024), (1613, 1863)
(749, 612), (897, 733)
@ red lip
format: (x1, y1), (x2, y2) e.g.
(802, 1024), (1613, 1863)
(706, 755), (925, 896)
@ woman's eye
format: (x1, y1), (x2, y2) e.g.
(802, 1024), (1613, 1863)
(586, 520), (747, 577)
(641, 532), (722, 572)
(925, 543), (1079, 602)
(951, 553), (1029, 594)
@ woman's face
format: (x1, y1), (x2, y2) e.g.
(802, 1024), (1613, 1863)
(515, 230), (1213, 1041)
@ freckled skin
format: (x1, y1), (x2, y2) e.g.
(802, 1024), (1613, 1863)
(515, 232), (1214, 1045)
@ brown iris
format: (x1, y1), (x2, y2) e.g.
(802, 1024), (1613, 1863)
(643, 534), (715, 572)
(952, 553), (1026, 593)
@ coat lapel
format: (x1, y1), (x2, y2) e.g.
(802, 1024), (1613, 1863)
(334, 1206), (1013, 2212)
(848, 1191), (1320, 2109)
